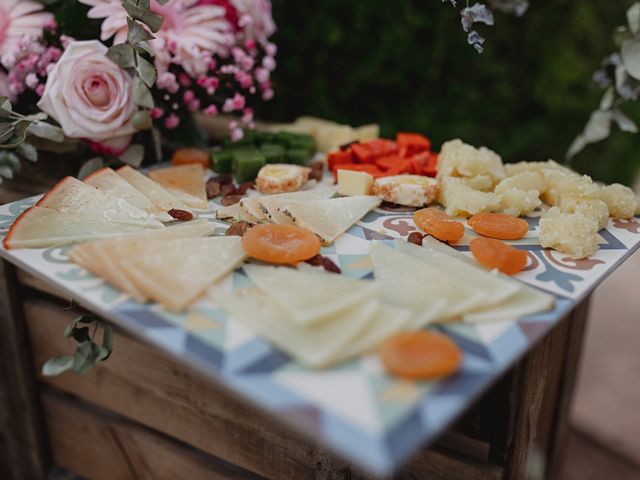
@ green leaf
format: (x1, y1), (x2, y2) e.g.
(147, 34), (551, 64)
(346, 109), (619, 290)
(123, 0), (164, 33)
(612, 108), (638, 133)
(72, 341), (101, 374)
(0, 125), (15, 144)
(137, 41), (155, 57)
(127, 17), (154, 45)
(136, 54), (157, 88)
(132, 110), (152, 130)
(119, 143), (145, 167)
(628, 3), (640, 35)
(133, 76), (155, 108)
(28, 121), (65, 143)
(42, 356), (74, 377)
(78, 157), (104, 179)
(99, 323), (113, 361)
(156, 0), (170, 5)
(107, 43), (136, 69)
(17, 143), (38, 162)
(621, 38), (640, 80)
(0, 97), (12, 113)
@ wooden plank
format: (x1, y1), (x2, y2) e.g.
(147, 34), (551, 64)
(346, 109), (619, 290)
(43, 389), (264, 480)
(0, 260), (50, 480)
(17, 268), (73, 302)
(24, 295), (503, 480)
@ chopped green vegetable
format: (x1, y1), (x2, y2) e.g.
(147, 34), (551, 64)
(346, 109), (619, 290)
(233, 150), (266, 182)
(261, 143), (286, 163)
(211, 149), (234, 173)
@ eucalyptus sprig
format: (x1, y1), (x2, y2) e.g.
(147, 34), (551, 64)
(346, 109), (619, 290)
(567, 2), (640, 160)
(42, 314), (113, 376)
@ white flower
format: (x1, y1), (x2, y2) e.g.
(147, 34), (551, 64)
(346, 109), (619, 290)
(37, 40), (137, 143)
(0, 0), (54, 67)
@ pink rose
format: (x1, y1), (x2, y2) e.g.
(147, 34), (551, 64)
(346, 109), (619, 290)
(37, 40), (137, 144)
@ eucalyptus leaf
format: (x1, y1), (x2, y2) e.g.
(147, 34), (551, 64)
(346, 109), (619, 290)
(621, 38), (640, 80)
(78, 157), (104, 179)
(151, 127), (163, 162)
(0, 165), (14, 179)
(71, 326), (91, 343)
(136, 54), (157, 88)
(156, 0), (170, 4)
(627, 2), (640, 35)
(0, 97), (12, 113)
(127, 17), (154, 45)
(119, 143), (145, 167)
(133, 76), (155, 108)
(132, 109), (152, 130)
(42, 356), (74, 377)
(612, 108), (639, 133)
(0, 150), (20, 171)
(107, 43), (136, 69)
(17, 143), (38, 162)
(28, 121), (65, 142)
(0, 125), (15, 144)
(137, 41), (155, 57)
(123, 1), (163, 33)
(72, 341), (102, 374)
(100, 323), (113, 361)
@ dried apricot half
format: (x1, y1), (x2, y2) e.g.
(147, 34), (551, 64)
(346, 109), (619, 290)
(468, 212), (528, 240)
(414, 207), (465, 243)
(171, 148), (210, 169)
(242, 224), (321, 265)
(470, 237), (527, 275)
(379, 331), (462, 380)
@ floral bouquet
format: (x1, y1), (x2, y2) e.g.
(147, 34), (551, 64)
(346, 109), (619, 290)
(0, 0), (276, 181)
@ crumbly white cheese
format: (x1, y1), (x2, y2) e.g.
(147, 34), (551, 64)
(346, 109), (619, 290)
(539, 207), (600, 259)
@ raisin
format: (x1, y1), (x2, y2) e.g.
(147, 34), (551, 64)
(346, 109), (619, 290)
(304, 254), (324, 267)
(407, 232), (425, 246)
(206, 179), (221, 199)
(321, 256), (341, 273)
(220, 183), (236, 197)
(226, 221), (251, 237)
(236, 181), (255, 195)
(212, 174), (233, 185)
(309, 161), (324, 181)
(221, 195), (242, 206)
(168, 209), (193, 221)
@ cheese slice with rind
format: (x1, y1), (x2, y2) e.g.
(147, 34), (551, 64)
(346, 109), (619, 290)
(258, 185), (337, 225)
(280, 195), (381, 245)
(370, 242), (487, 326)
(37, 176), (163, 229)
(116, 165), (192, 214)
(239, 197), (267, 222)
(209, 287), (379, 368)
(243, 264), (379, 325)
(148, 164), (208, 210)
(121, 236), (246, 311)
(394, 239), (519, 308)
(3, 206), (149, 249)
(85, 168), (173, 222)
(408, 236), (555, 323)
(215, 203), (258, 223)
(69, 221), (215, 301)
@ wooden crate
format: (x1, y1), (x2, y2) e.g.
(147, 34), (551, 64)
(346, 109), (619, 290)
(0, 257), (590, 480)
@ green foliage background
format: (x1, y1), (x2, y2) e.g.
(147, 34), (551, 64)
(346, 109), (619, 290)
(259, 0), (640, 185)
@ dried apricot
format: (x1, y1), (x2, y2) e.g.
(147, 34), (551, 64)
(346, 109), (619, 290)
(379, 331), (462, 380)
(171, 148), (210, 169)
(470, 237), (527, 275)
(414, 207), (465, 243)
(468, 212), (528, 240)
(242, 224), (321, 265)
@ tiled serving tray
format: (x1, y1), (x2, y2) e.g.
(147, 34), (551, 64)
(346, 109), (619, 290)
(1, 194), (639, 476)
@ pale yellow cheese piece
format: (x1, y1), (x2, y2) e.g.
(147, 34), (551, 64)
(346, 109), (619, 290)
(259, 186), (337, 224)
(148, 164), (208, 210)
(117, 165), (193, 214)
(354, 124), (380, 142)
(244, 264), (378, 326)
(216, 203), (258, 224)
(209, 287), (379, 368)
(122, 236), (246, 311)
(337, 169), (374, 196)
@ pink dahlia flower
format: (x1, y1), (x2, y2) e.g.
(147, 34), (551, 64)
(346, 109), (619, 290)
(0, 0), (54, 67)
(197, 0), (274, 44)
(79, 0), (234, 77)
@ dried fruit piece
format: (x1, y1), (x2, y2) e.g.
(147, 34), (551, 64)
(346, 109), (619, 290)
(235, 181), (255, 195)
(305, 254), (342, 273)
(171, 148), (210, 169)
(468, 212), (529, 240)
(414, 208), (465, 243)
(379, 331), (462, 380)
(242, 224), (321, 264)
(221, 195), (243, 206)
(168, 209), (193, 221)
(220, 183), (236, 197)
(212, 174), (233, 185)
(470, 237), (527, 275)
(205, 179), (221, 199)
(407, 231), (425, 246)
(226, 221), (251, 237)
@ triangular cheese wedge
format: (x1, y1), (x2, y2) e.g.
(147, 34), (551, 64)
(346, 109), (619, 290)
(395, 239), (519, 308)
(121, 236), (246, 311)
(209, 287), (379, 368)
(3, 206), (148, 249)
(148, 164), (208, 210)
(37, 176), (163, 229)
(85, 168), (172, 222)
(370, 242), (487, 327)
(69, 221), (215, 301)
(238, 197), (267, 222)
(215, 203), (258, 224)
(244, 264), (379, 326)
(259, 185), (337, 225)
(116, 165), (192, 214)
(280, 195), (381, 244)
